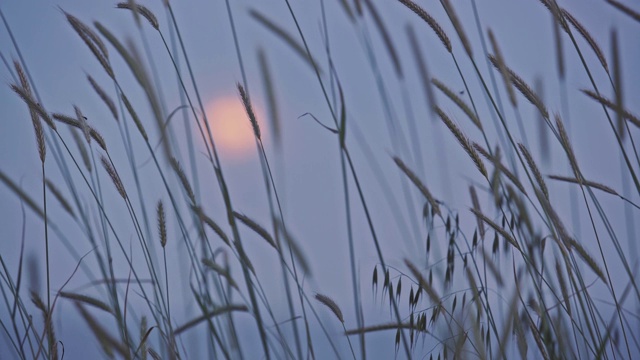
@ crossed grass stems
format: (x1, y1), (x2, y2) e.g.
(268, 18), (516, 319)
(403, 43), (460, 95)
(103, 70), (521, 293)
(2, 0), (640, 358)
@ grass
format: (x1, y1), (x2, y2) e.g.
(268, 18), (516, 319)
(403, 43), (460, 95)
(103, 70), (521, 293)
(1, 0), (639, 358)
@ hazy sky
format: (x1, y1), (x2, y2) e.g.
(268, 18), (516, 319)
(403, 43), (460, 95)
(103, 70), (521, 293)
(1, 0), (639, 358)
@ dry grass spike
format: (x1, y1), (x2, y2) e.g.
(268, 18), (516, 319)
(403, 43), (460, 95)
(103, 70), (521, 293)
(606, 0), (640, 22)
(469, 208), (520, 251)
(554, 114), (579, 175)
(116, 3), (159, 30)
(170, 157), (195, 204)
(441, 0), (472, 57)
(561, 8), (608, 73)
(74, 105), (91, 144)
(87, 75), (119, 121)
(397, 0), (452, 53)
(436, 107), (487, 178)
(548, 175), (617, 195)
(249, 9), (322, 73)
(13, 61), (46, 162)
(233, 212), (277, 249)
(315, 293), (344, 323)
(63, 10), (114, 79)
(46, 179), (75, 218)
(10, 84), (56, 130)
(192, 206), (231, 246)
(487, 30), (517, 107)
(566, 237), (607, 283)
(488, 55), (549, 119)
(581, 89), (640, 128)
(469, 186), (485, 240)
(393, 156), (440, 215)
(157, 200), (167, 247)
(432, 78), (481, 129)
(518, 143), (548, 199)
(237, 83), (261, 140)
(52, 113), (107, 150)
(404, 259), (440, 305)
(535, 189), (571, 258)
(101, 156), (127, 199)
(121, 93), (148, 140)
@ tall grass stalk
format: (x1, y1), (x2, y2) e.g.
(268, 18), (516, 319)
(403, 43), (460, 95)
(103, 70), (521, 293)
(2, 1), (640, 359)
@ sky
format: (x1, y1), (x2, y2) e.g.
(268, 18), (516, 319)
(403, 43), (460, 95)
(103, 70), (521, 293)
(1, 0), (639, 358)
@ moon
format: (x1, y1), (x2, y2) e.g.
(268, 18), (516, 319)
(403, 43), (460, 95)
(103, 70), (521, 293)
(204, 95), (266, 161)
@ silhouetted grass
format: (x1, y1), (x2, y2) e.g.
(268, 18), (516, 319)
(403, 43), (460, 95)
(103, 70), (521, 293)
(1, 0), (639, 359)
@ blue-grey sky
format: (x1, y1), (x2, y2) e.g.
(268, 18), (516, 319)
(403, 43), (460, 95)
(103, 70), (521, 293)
(1, 0), (639, 358)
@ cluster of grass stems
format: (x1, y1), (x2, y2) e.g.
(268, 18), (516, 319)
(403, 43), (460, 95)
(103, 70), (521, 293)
(1, 0), (640, 358)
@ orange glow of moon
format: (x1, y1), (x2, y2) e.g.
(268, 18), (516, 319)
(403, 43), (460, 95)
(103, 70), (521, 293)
(204, 96), (266, 161)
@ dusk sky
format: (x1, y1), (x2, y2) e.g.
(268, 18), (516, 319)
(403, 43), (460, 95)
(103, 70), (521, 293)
(1, 0), (639, 358)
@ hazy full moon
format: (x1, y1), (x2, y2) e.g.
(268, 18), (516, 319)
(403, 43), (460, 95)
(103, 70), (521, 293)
(204, 96), (265, 161)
